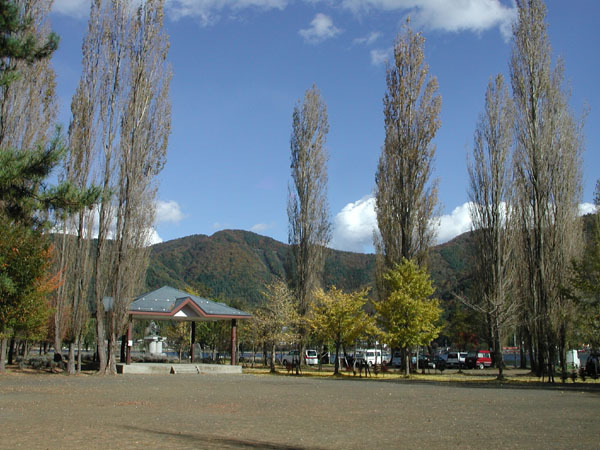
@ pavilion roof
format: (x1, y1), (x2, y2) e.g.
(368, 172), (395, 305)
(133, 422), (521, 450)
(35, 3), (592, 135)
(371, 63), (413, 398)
(125, 286), (252, 321)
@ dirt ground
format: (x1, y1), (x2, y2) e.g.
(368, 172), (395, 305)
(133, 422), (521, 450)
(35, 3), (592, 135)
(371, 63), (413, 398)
(1, 369), (599, 449)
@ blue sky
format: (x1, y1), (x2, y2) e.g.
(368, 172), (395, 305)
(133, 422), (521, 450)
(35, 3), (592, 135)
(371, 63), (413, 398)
(49, 0), (600, 253)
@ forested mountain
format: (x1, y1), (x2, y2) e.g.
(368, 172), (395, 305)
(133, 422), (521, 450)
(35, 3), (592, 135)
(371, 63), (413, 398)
(146, 229), (476, 307)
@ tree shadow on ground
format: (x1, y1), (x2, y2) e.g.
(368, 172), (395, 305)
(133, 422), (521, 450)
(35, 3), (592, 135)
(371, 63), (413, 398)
(120, 425), (325, 449)
(378, 376), (600, 394)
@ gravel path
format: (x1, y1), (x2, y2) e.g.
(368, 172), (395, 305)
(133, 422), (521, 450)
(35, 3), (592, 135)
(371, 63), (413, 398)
(1, 372), (598, 449)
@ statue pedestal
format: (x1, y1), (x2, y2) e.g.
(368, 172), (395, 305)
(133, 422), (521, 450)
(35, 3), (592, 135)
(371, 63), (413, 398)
(144, 336), (164, 356)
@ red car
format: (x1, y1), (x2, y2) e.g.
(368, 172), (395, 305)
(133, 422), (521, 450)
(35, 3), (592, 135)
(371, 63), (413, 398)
(466, 350), (492, 369)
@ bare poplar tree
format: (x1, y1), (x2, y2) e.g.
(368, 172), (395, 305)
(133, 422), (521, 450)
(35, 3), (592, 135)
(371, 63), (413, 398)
(76, 0), (128, 374)
(70, 0), (170, 374)
(105, 0), (171, 373)
(53, 90), (98, 374)
(510, 0), (583, 380)
(287, 84), (331, 362)
(374, 19), (441, 273)
(467, 74), (517, 380)
(0, 0), (56, 150)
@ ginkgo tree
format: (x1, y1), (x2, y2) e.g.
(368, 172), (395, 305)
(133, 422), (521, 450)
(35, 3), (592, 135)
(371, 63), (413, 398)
(308, 286), (377, 375)
(254, 281), (299, 373)
(374, 258), (442, 376)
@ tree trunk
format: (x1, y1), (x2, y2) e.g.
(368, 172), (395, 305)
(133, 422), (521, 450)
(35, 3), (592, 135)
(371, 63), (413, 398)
(76, 338), (82, 374)
(334, 340), (341, 375)
(67, 342), (75, 375)
(107, 332), (118, 374)
(54, 334), (62, 365)
(270, 342), (276, 373)
(527, 334), (536, 373)
(95, 315), (107, 374)
(8, 337), (15, 365)
(0, 338), (7, 372)
(536, 338), (545, 378)
(519, 331), (527, 369)
(120, 335), (126, 362)
(404, 347), (410, 376)
(493, 330), (504, 380)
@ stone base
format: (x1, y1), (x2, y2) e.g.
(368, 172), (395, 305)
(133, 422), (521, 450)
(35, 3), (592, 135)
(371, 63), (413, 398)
(116, 363), (242, 375)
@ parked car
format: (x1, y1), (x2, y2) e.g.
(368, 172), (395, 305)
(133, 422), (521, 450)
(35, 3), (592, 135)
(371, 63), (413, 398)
(417, 354), (436, 369)
(356, 349), (384, 366)
(446, 351), (468, 368)
(391, 351), (403, 367)
(434, 355), (447, 371)
(280, 350), (318, 366)
(585, 352), (599, 378)
(565, 349), (580, 369)
(465, 350), (492, 369)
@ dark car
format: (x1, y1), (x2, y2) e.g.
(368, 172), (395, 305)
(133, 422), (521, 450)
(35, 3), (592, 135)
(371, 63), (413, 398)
(585, 352), (599, 378)
(466, 350), (493, 369)
(418, 354), (435, 369)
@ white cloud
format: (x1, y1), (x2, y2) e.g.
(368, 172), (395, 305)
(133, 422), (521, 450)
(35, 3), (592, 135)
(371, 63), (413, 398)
(168, 0), (288, 24)
(353, 31), (382, 46)
(53, 0), (515, 41)
(52, 0), (90, 18)
(329, 197), (472, 253)
(250, 222), (274, 233)
(370, 48), (391, 66)
(579, 203), (597, 216)
(436, 203), (472, 244)
(341, 0), (516, 40)
(330, 195), (377, 253)
(299, 13), (342, 44)
(53, 0), (289, 23)
(155, 200), (185, 224)
(212, 221), (234, 230)
(147, 229), (163, 245)
(52, 204), (163, 247)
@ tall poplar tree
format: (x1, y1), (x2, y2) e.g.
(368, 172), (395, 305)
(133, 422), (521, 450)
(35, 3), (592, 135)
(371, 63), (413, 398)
(287, 84), (331, 362)
(374, 19), (441, 272)
(373, 20), (441, 370)
(467, 74), (517, 380)
(0, 0), (56, 150)
(70, 0), (171, 374)
(510, 0), (583, 380)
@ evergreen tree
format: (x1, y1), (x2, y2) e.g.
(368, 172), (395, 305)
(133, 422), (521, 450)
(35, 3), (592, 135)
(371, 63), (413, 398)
(0, 0), (98, 371)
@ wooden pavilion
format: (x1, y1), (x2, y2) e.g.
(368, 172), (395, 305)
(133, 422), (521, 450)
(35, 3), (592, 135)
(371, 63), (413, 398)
(123, 286), (252, 365)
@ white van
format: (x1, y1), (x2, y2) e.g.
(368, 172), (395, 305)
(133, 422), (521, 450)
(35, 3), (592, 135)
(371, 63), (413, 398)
(355, 349), (384, 366)
(566, 349), (580, 368)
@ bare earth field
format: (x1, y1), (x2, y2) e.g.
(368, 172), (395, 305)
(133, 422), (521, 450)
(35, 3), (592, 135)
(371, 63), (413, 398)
(1, 370), (599, 449)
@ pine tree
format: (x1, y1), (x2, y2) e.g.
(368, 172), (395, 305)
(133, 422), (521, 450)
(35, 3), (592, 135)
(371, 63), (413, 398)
(0, 0), (98, 371)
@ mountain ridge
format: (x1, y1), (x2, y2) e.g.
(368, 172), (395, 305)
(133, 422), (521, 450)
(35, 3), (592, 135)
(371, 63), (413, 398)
(146, 228), (476, 306)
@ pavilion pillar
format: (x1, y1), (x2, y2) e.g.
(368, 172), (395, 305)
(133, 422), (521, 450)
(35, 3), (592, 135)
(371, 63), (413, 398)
(190, 321), (196, 362)
(231, 319), (237, 365)
(126, 316), (133, 365)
